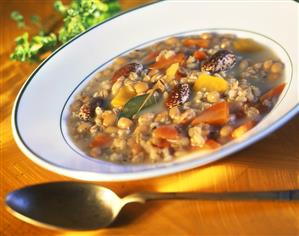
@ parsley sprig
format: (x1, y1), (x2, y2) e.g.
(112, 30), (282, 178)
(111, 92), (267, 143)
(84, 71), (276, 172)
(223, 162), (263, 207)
(10, 0), (120, 62)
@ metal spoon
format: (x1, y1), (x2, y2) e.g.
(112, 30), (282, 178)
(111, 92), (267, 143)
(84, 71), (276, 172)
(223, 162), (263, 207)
(5, 182), (299, 231)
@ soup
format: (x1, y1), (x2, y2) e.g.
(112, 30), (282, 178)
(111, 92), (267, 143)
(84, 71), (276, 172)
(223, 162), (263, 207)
(68, 32), (285, 163)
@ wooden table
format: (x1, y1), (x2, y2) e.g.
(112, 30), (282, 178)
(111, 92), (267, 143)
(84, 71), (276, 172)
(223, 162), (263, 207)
(1, 1), (299, 235)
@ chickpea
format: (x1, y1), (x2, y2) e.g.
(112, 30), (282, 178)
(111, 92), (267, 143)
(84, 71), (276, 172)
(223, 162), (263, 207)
(220, 40), (231, 49)
(105, 126), (118, 134)
(77, 122), (92, 133)
(200, 33), (212, 39)
(174, 151), (188, 157)
(207, 91), (220, 103)
(113, 138), (126, 150)
(134, 81), (149, 94)
(124, 79), (134, 87)
(271, 62), (283, 74)
(101, 80), (112, 90)
(169, 106), (181, 120)
(155, 111), (169, 123)
(164, 50), (175, 59)
(110, 153), (124, 162)
(102, 69), (112, 77)
(163, 91), (169, 99)
(90, 147), (102, 158)
(220, 125), (233, 137)
(95, 107), (103, 116)
(263, 60), (273, 71)
(268, 73), (280, 81)
(94, 115), (102, 126)
(245, 107), (260, 119)
(253, 63), (262, 70)
(118, 128), (131, 137)
(118, 117), (133, 129)
(239, 60), (249, 71)
(102, 111), (116, 127)
(129, 72), (138, 81)
(165, 37), (178, 45)
(186, 56), (196, 64)
(138, 124), (150, 134)
(138, 113), (155, 125)
(114, 57), (127, 66)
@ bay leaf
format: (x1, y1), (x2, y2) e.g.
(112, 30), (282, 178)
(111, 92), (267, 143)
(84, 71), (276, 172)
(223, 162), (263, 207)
(119, 93), (160, 118)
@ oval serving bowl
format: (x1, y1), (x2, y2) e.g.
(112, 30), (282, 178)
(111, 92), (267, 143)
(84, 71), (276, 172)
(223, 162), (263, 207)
(12, 0), (299, 181)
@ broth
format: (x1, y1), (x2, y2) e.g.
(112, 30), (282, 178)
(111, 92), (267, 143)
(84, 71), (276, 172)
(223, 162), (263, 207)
(67, 32), (285, 163)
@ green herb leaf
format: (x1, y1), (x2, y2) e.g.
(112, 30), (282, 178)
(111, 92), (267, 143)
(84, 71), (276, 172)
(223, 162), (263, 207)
(56, 0), (120, 44)
(54, 0), (67, 14)
(136, 78), (166, 114)
(30, 15), (40, 25)
(120, 93), (160, 118)
(10, 32), (57, 62)
(10, 0), (121, 63)
(11, 11), (26, 28)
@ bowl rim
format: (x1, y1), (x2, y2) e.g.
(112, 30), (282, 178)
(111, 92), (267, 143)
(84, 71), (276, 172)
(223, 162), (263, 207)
(11, 0), (299, 181)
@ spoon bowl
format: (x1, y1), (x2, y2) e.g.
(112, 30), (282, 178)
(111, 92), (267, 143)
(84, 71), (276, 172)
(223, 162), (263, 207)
(6, 182), (123, 230)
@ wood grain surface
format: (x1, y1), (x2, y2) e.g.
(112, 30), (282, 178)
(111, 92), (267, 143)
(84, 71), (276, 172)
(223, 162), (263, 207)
(1, 1), (299, 235)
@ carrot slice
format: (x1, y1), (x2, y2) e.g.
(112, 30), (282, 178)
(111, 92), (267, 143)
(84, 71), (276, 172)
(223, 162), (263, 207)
(175, 68), (187, 80)
(143, 50), (160, 64)
(260, 83), (286, 102)
(191, 102), (230, 126)
(150, 53), (185, 70)
(111, 63), (142, 84)
(205, 139), (221, 149)
(190, 139), (221, 151)
(182, 38), (209, 48)
(231, 120), (255, 139)
(153, 125), (181, 140)
(193, 50), (207, 60)
(89, 134), (112, 148)
(153, 138), (171, 148)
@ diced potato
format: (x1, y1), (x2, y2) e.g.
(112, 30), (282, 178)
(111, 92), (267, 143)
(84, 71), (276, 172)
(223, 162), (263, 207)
(233, 38), (264, 53)
(111, 86), (136, 108)
(231, 121), (255, 139)
(166, 63), (179, 80)
(193, 73), (228, 92)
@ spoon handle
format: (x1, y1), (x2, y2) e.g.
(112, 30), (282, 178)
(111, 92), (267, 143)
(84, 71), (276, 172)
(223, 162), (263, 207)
(124, 190), (299, 203)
